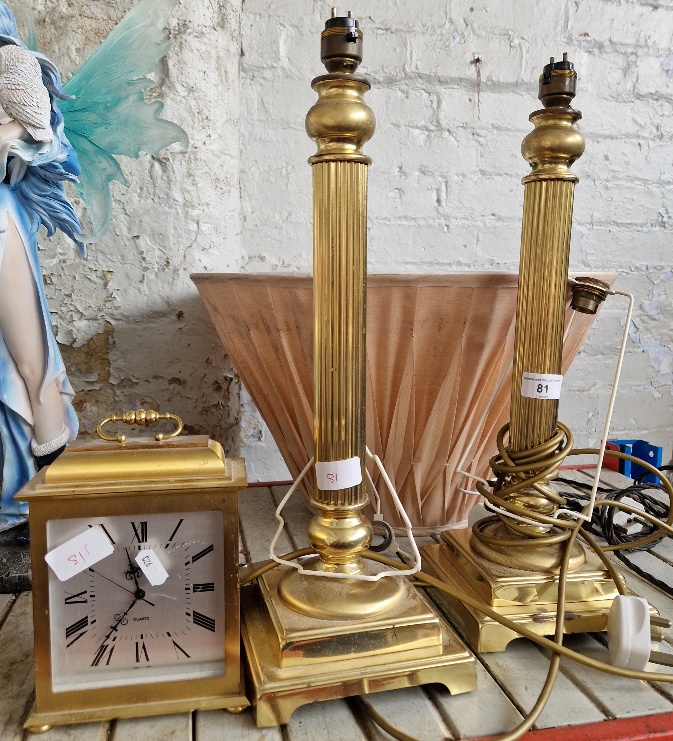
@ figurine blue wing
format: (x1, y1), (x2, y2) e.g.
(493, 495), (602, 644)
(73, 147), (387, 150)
(59, 0), (188, 249)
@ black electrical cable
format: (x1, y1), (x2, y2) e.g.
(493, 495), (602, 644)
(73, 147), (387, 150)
(557, 467), (673, 597)
(369, 519), (394, 552)
(635, 465), (673, 485)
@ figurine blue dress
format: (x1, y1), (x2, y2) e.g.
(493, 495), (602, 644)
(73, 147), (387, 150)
(0, 0), (187, 529)
(0, 7), (81, 529)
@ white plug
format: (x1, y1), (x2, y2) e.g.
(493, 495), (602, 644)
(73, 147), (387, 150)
(607, 595), (651, 670)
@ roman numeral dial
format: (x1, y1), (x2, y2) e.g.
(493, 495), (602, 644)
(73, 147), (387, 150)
(66, 616), (89, 644)
(92, 641), (115, 667)
(64, 590), (89, 605)
(192, 611), (216, 632)
(135, 641), (150, 663)
(191, 544), (213, 563)
(131, 521), (148, 543)
(192, 582), (214, 593)
(49, 509), (225, 690)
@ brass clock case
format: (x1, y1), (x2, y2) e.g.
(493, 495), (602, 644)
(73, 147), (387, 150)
(17, 432), (248, 731)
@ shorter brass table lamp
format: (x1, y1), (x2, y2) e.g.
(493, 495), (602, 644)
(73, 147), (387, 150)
(423, 56), (626, 652)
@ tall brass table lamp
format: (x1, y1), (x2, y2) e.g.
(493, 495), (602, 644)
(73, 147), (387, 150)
(423, 55), (623, 652)
(240, 9), (476, 726)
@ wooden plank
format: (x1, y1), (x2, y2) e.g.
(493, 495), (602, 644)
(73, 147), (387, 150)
(112, 713), (191, 741)
(618, 564), (673, 623)
(554, 634), (673, 717)
(651, 537), (673, 563)
(0, 593), (35, 741)
(618, 550), (673, 598)
(239, 487), (292, 563)
(35, 723), (110, 741)
(285, 699), (367, 741)
(196, 709), (283, 740)
(643, 638), (673, 703)
(477, 638), (605, 729)
(429, 661), (523, 739)
(360, 687), (452, 741)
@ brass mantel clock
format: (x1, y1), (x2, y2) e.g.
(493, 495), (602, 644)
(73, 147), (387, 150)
(17, 412), (248, 732)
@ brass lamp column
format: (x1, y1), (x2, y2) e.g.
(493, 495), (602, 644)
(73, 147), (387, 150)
(422, 56), (622, 653)
(470, 54), (586, 569)
(240, 10), (476, 726)
(277, 8), (405, 616)
(286, 8), (374, 583)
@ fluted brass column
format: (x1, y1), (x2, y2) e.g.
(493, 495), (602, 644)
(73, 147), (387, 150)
(278, 9), (405, 616)
(509, 55), (584, 459)
(470, 56), (586, 565)
(308, 71), (372, 574)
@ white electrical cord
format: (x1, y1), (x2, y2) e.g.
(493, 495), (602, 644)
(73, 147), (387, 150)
(364, 464), (381, 514)
(554, 289), (634, 524)
(454, 288), (634, 530)
(269, 448), (421, 580)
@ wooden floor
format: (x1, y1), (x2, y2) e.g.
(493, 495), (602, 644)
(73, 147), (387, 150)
(2, 470), (673, 740)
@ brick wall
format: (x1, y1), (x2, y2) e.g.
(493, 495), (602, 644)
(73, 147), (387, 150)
(14, 0), (672, 480)
(240, 0), (673, 476)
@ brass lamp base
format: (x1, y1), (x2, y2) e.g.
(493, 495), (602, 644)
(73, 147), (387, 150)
(422, 527), (624, 654)
(241, 565), (477, 726)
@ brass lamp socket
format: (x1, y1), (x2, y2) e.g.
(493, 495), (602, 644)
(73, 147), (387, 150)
(321, 12), (363, 73)
(539, 53), (577, 108)
(571, 276), (611, 314)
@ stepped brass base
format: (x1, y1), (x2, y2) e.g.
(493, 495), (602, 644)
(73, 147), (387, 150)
(241, 564), (477, 726)
(422, 527), (625, 653)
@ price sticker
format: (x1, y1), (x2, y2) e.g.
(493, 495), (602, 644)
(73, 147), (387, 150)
(45, 525), (114, 582)
(135, 550), (169, 586)
(521, 372), (563, 400)
(315, 456), (362, 491)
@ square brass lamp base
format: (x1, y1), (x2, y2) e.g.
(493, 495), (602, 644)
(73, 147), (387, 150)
(422, 528), (625, 654)
(241, 565), (477, 726)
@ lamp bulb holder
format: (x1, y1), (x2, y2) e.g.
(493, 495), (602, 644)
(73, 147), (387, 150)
(539, 52), (577, 108)
(321, 10), (363, 73)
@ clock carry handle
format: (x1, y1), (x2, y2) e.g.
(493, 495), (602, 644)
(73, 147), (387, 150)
(96, 410), (184, 443)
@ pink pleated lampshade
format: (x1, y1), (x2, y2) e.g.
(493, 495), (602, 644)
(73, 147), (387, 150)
(193, 273), (615, 533)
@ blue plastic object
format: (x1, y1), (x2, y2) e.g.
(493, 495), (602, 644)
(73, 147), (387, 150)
(608, 439), (663, 484)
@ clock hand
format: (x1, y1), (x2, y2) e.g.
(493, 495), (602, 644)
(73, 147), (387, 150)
(88, 567), (155, 607)
(103, 580), (147, 642)
(103, 593), (140, 642)
(124, 547), (142, 589)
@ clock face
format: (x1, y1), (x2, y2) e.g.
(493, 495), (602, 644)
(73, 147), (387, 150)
(46, 510), (225, 692)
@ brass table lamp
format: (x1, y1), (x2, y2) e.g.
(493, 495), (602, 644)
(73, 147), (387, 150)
(423, 55), (624, 652)
(240, 9), (476, 726)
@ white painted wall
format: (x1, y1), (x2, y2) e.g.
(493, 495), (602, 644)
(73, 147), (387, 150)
(240, 0), (673, 472)
(14, 0), (673, 478)
(15, 0), (246, 454)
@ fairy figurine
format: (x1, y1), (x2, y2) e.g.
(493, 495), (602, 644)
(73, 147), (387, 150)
(0, 0), (187, 530)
